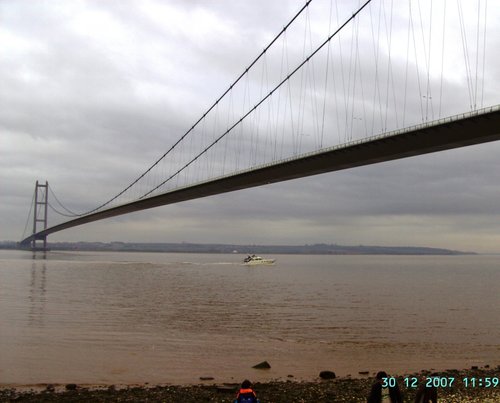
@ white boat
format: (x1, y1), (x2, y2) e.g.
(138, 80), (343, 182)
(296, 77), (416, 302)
(243, 254), (275, 265)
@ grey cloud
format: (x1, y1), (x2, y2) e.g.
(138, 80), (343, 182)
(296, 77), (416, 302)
(2, 0), (500, 252)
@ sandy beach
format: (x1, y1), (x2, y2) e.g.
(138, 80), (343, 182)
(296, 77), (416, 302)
(1, 367), (498, 402)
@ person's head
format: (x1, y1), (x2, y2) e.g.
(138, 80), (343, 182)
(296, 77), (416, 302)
(241, 379), (252, 389)
(376, 371), (388, 381)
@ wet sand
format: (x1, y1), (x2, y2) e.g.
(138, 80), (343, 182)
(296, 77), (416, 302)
(1, 367), (498, 402)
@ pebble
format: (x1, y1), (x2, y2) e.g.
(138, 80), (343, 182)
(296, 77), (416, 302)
(1, 368), (498, 402)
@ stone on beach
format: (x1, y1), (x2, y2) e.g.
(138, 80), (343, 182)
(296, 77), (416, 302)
(319, 370), (336, 379)
(252, 360), (271, 369)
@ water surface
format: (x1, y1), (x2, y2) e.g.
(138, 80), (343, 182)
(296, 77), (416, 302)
(0, 250), (498, 385)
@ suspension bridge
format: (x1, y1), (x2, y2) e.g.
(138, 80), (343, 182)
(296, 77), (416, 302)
(20, 0), (499, 250)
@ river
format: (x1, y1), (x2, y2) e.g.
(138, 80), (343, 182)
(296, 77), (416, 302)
(0, 250), (498, 386)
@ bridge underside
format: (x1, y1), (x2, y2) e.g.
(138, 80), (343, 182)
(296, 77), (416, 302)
(21, 106), (500, 244)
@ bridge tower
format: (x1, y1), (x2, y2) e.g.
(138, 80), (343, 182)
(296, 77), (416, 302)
(31, 180), (49, 251)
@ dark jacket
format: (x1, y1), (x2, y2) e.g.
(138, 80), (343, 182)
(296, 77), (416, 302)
(414, 385), (437, 403)
(367, 381), (403, 403)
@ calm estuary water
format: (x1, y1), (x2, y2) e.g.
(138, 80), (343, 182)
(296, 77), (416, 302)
(0, 250), (498, 386)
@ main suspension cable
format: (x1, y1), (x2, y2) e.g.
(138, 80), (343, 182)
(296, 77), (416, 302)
(140, 0), (373, 199)
(21, 188), (36, 240)
(73, 0), (314, 217)
(47, 202), (80, 218)
(48, 185), (81, 217)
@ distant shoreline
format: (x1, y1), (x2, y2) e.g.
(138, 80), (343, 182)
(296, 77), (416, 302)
(0, 241), (476, 255)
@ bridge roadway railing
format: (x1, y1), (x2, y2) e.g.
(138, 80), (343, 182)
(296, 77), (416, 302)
(20, 104), (500, 245)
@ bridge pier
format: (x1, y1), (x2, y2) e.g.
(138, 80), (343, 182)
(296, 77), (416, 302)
(30, 235), (48, 252)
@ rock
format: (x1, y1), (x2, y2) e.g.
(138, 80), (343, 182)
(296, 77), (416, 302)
(45, 384), (55, 392)
(65, 383), (78, 391)
(319, 370), (336, 380)
(358, 371), (369, 375)
(471, 366), (478, 370)
(252, 360), (271, 369)
(199, 377), (215, 381)
(484, 364), (490, 368)
(216, 386), (236, 393)
(287, 374), (294, 378)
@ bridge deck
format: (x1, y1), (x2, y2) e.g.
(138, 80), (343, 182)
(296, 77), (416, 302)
(21, 105), (500, 244)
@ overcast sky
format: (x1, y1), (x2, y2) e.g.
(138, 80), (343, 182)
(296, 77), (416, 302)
(2, 0), (500, 252)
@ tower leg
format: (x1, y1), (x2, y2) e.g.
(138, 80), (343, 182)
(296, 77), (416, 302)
(31, 181), (49, 252)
